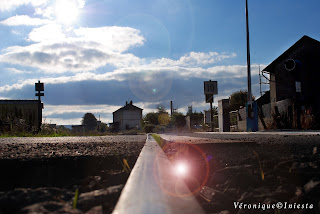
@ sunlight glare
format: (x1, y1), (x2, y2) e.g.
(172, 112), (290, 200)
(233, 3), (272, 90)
(175, 162), (188, 177)
(55, 0), (79, 25)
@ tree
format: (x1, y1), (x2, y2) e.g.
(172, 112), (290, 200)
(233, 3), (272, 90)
(229, 90), (255, 111)
(156, 104), (166, 114)
(82, 113), (98, 131)
(98, 122), (109, 133)
(212, 106), (218, 115)
(171, 112), (186, 128)
(143, 112), (159, 126)
(158, 113), (171, 126)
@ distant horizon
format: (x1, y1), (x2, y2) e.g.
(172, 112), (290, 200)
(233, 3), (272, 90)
(1, 0), (320, 125)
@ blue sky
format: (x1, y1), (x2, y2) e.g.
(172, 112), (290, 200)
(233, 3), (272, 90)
(0, 0), (320, 125)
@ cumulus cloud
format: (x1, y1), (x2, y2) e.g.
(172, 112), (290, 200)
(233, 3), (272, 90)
(74, 27), (145, 52)
(0, 63), (264, 94)
(150, 52), (236, 67)
(0, 25), (145, 73)
(34, 6), (53, 18)
(6, 67), (32, 74)
(0, 0), (48, 11)
(0, 15), (51, 26)
(28, 23), (65, 42)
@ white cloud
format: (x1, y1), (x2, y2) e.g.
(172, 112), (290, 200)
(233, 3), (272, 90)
(0, 63), (265, 94)
(0, 15), (51, 26)
(0, 0), (48, 11)
(74, 27), (145, 52)
(44, 118), (82, 125)
(6, 67), (32, 74)
(28, 23), (65, 42)
(0, 25), (145, 73)
(44, 104), (120, 117)
(150, 52), (236, 67)
(43, 101), (158, 125)
(34, 6), (53, 19)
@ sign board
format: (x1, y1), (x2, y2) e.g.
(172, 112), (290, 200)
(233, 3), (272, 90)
(35, 82), (44, 91)
(204, 81), (218, 95)
(35, 93), (44, 97)
(204, 110), (211, 124)
(205, 94), (213, 103)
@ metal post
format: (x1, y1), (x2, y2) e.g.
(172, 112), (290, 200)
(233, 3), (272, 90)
(246, 0), (252, 106)
(35, 80), (44, 132)
(259, 65), (262, 97)
(210, 101), (213, 132)
(38, 94), (41, 132)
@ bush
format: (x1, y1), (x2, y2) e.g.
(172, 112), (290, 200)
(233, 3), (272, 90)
(153, 125), (166, 133)
(119, 128), (140, 135)
(143, 124), (155, 133)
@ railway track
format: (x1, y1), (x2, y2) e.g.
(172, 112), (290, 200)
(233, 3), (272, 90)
(112, 134), (205, 214)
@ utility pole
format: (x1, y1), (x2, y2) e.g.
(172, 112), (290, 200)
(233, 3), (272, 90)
(35, 80), (44, 132)
(246, 0), (252, 108)
(245, 0), (258, 131)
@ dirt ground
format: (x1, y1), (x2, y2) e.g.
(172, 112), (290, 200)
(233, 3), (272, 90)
(0, 135), (146, 214)
(1, 133), (320, 214)
(160, 133), (320, 214)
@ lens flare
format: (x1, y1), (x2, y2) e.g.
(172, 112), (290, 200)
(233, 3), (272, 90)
(153, 142), (210, 198)
(175, 162), (188, 177)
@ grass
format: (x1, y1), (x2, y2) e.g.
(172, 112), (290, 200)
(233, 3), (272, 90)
(151, 133), (165, 148)
(73, 188), (79, 209)
(253, 151), (265, 181)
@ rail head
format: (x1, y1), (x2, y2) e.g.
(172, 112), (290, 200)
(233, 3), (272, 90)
(112, 134), (205, 214)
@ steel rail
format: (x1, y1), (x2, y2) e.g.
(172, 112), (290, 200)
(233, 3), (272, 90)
(112, 134), (205, 214)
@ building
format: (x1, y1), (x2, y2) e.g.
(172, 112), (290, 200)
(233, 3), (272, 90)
(185, 113), (204, 130)
(0, 100), (42, 132)
(261, 35), (320, 129)
(72, 125), (84, 132)
(112, 101), (143, 131)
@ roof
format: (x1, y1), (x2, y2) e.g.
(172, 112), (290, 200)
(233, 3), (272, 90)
(0, 99), (39, 104)
(113, 101), (143, 114)
(262, 35), (320, 73)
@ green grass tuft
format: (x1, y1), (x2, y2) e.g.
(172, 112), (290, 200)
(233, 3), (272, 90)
(151, 133), (165, 148)
(73, 188), (79, 209)
(253, 151), (265, 181)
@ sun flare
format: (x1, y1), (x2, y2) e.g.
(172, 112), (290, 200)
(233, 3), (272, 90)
(55, 0), (79, 25)
(175, 162), (188, 177)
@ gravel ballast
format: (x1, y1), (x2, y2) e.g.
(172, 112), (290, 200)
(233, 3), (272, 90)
(160, 133), (320, 214)
(0, 135), (146, 214)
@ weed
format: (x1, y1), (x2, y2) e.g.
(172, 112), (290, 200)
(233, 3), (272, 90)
(122, 159), (131, 173)
(72, 188), (79, 209)
(151, 133), (165, 148)
(253, 151), (265, 181)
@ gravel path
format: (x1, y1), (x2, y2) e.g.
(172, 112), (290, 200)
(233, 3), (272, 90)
(0, 135), (146, 214)
(0, 135), (147, 159)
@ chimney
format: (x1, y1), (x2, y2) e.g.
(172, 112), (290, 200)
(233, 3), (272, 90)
(126, 101), (128, 105)
(130, 100), (133, 105)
